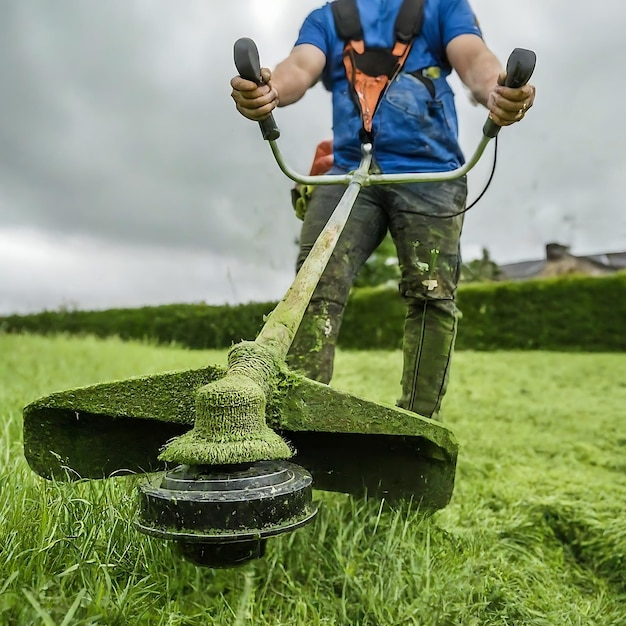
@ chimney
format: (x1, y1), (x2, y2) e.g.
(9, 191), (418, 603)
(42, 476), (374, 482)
(546, 242), (571, 261)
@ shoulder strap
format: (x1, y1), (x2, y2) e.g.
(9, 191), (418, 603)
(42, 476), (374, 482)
(331, 0), (426, 137)
(331, 0), (362, 42)
(394, 0), (425, 44)
(332, 0), (424, 45)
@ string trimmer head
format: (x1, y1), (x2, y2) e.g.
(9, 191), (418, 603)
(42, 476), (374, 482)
(23, 347), (458, 567)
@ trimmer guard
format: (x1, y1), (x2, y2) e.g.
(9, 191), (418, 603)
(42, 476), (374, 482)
(23, 365), (457, 510)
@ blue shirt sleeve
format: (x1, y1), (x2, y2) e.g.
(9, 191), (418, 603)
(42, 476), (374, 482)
(439, 0), (483, 47)
(294, 6), (332, 56)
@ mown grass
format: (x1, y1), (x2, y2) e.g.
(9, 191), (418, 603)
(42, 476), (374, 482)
(1, 333), (625, 625)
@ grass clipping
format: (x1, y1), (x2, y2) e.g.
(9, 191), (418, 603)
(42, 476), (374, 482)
(158, 341), (292, 465)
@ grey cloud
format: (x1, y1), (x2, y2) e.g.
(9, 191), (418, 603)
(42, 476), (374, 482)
(0, 1), (313, 259)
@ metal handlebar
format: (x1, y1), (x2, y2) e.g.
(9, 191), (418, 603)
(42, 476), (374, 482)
(268, 138), (493, 187)
(234, 38), (536, 187)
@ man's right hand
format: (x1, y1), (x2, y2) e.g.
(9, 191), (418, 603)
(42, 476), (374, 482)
(230, 68), (279, 121)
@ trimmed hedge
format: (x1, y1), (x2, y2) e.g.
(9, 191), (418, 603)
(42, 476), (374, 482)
(0, 302), (274, 350)
(341, 273), (626, 351)
(1, 273), (624, 352)
(455, 273), (626, 351)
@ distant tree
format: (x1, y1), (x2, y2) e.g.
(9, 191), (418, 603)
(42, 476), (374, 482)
(354, 240), (502, 287)
(460, 247), (501, 283)
(354, 233), (400, 288)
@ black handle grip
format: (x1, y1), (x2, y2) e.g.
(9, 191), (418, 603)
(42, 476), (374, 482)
(234, 37), (280, 141)
(483, 48), (536, 138)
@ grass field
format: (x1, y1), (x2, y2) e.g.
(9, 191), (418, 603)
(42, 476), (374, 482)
(1, 333), (625, 625)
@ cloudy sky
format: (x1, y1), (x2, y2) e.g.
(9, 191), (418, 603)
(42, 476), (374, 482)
(1, 0), (625, 314)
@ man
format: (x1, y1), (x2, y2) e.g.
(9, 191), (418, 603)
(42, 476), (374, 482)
(230, 0), (535, 419)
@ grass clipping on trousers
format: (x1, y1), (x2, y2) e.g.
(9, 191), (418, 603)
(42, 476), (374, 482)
(158, 341), (293, 466)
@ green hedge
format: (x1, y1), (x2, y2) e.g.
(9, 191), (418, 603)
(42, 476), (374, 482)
(0, 302), (274, 350)
(455, 273), (626, 351)
(1, 273), (624, 352)
(341, 273), (626, 351)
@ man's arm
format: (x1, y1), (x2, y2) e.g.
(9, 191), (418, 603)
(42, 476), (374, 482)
(446, 34), (536, 126)
(230, 44), (326, 121)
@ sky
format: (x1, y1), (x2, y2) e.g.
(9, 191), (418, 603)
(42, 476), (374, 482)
(1, 0), (625, 314)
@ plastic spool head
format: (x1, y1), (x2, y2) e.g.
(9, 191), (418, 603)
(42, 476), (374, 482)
(136, 460), (318, 568)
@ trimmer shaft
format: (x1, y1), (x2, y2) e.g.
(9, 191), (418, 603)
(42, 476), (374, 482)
(135, 460), (317, 568)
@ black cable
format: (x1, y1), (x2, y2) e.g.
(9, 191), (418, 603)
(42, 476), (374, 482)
(400, 134), (498, 219)
(463, 134), (498, 213)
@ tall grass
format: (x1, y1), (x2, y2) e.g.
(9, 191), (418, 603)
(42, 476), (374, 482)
(1, 334), (624, 625)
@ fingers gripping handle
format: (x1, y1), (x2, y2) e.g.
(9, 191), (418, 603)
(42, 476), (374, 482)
(234, 37), (280, 141)
(483, 48), (536, 139)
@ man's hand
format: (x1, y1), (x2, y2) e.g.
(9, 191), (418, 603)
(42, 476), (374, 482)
(447, 34), (536, 127)
(230, 68), (279, 122)
(486, 72), (536, 127)
(230, 44), (325, 122)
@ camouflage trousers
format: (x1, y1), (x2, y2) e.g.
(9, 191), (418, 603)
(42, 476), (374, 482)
(286, 176), (467, 419)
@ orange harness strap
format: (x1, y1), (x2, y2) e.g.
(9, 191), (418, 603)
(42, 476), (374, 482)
(332, 0), (424, 139)
(342, 39), (413, 134)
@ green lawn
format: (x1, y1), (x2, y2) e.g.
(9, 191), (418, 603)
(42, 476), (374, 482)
(1, 333), (624, 625)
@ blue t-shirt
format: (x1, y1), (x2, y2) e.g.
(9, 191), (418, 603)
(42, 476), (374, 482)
(294, 0), (482, 173)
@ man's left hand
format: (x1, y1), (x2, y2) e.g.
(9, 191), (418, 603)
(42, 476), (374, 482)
(487, 72), (536, 126)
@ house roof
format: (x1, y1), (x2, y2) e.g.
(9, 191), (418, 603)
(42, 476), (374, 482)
(585, 251), (626, 268)
(498, 248), (626, 280)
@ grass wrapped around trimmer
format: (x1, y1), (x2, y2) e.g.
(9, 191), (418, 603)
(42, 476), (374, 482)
(158, 342), (292, 466)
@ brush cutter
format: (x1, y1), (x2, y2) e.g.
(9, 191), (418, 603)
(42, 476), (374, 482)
(22, 39), (535, 568)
